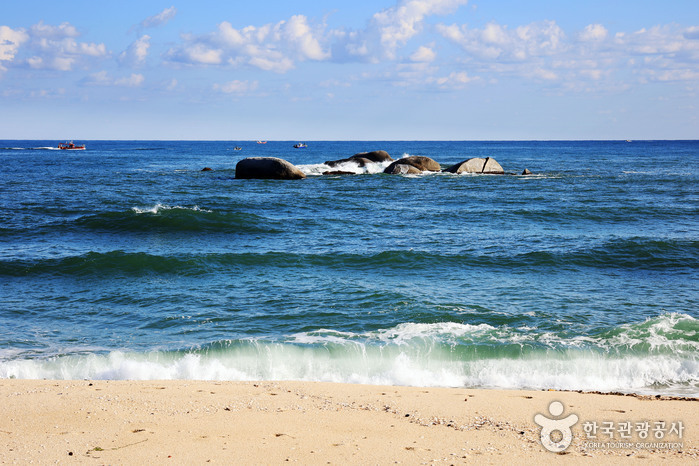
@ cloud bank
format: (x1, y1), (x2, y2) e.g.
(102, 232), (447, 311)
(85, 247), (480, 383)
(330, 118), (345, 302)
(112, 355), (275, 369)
(0, 0), (697, 93)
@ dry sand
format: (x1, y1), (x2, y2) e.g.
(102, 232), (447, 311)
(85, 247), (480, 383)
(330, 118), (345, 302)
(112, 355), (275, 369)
(1, 380), (696, 464)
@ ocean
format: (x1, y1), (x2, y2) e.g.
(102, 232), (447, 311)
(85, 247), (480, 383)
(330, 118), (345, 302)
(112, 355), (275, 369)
(0, 140), (696, 396)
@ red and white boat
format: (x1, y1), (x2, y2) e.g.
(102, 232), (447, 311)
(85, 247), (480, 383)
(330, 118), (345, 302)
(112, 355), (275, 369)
(58, 141), (86, 150)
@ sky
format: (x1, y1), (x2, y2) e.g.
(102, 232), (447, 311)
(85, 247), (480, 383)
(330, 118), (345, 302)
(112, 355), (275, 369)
(1, 0), (698, 140)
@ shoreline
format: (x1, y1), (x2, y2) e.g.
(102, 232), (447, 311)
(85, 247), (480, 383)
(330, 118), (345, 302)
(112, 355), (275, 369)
(1, 380), (696, 463)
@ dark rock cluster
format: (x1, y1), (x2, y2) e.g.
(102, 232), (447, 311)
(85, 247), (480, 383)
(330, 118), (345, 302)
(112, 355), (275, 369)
(225, 150), (532, 180)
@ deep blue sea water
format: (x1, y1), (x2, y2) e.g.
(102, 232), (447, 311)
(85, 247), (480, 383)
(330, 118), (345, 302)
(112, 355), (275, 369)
(0, 140), (697, 395)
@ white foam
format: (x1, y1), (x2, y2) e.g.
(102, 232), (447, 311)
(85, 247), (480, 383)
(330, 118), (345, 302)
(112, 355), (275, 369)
(1, 346), (696, 395)
(298, 160), (392, 176)
(2, 315), (696, 395)
(131, 204), (212, 214)
(372, 322), (496, 344)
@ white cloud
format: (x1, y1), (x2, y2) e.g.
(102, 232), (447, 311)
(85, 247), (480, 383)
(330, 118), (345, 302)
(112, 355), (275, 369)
(13, 21), (108, 71)
(167, 14), (328, 72)
(248, 55), (294, 73)
(372, 0), (466, 56)
(281, 15), (329, 61)
(83, 70), (111, 85)
(618, 26), (690, 55)
(166, 0), (469, 71)
(410, 45), (436, 62)
(30, 21), (79, 39)
(437, 20), (567, 62)
(0, 26), (29, 70)
(437, 20), (699, 87)
(115, 73), (145, 87)
(83, 71), (144, 87)
(213, 79), (259, 94)
(2, 22), (107, 73)
(529, 67), (558, 80)
(139, 7), (177, 30)
(120, 35), (150, 66)
(579, 24), (608, 42)
(336, 0), (468, 62)
(427, 70), (478, 89)
(172, 43), (223, 65)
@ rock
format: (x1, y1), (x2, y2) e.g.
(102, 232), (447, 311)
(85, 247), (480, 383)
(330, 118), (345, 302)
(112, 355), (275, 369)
(444, 157), (504, 174)
(325, 150), (393, 167)
(483, 157), (504, 174)
(201, 167), (213, 171)
(322, 170), (356, 176)
(355, 150), (393, 163)
(384, 156), (441, 174)
(383, 164), (422, 175)
(352, 157), (373, 167)
(235, 157), (306, 180)
(444, 158), (485, 174)
(522, 168), (532, 175)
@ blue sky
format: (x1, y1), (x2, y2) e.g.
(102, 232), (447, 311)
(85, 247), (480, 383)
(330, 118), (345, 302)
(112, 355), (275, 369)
(1, 1), (698, 140)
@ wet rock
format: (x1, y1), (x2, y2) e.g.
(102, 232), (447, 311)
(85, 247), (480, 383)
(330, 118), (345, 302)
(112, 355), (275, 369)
(235, 157), (306, 180)
(325, 150), (393, 167)
(322, 170), (356, 176)
(384, 156), (441, 174)
(383, 164), (422, 175)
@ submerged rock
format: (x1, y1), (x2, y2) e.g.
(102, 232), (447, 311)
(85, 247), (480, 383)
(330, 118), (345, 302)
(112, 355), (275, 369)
(383, 156), (441, 174)
(325, 150), (393, 167)
(444, 157), (504, 174)
(201, 167), (213, 172)
(235, 157), (306, 180)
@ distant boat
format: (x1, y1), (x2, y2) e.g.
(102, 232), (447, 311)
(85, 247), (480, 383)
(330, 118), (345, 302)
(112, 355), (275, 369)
(256, 141), (267, 144)
(233, 147), (242, 151)
(293, 142), (307, 148)
(626, 140), (632, 143)
(58, 141), (85, 150)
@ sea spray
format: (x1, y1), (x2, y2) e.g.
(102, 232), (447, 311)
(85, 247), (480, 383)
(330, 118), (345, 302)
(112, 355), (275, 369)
(2, 314), (696, 395)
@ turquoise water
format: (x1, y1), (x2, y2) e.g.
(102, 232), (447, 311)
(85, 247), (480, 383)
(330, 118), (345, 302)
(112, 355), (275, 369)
(0, 140), (697, 394)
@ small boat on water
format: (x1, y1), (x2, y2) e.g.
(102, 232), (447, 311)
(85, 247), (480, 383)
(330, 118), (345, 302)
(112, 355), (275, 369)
(293, 142), (307, 148)
(256, 141), (267, 144)
(58, 141), (85, 150)
(233, 147), (242, 151)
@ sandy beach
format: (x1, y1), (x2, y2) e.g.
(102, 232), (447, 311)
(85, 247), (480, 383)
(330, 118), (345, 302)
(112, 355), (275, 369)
(0, 380), (696, 464)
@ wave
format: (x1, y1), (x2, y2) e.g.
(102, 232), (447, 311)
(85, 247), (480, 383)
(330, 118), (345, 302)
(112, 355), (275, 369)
(1, 237), (695, 277)
(5, 204), (282, 236)
(1, 313), (696, 395)
(106, 204), (279, 233)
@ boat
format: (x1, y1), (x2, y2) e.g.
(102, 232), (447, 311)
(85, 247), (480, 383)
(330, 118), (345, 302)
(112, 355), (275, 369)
(58, 141), (85, 150)
(233, 147), (242, 151)
(256, 141), (267, 144)
(293, 142), (307, 148)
